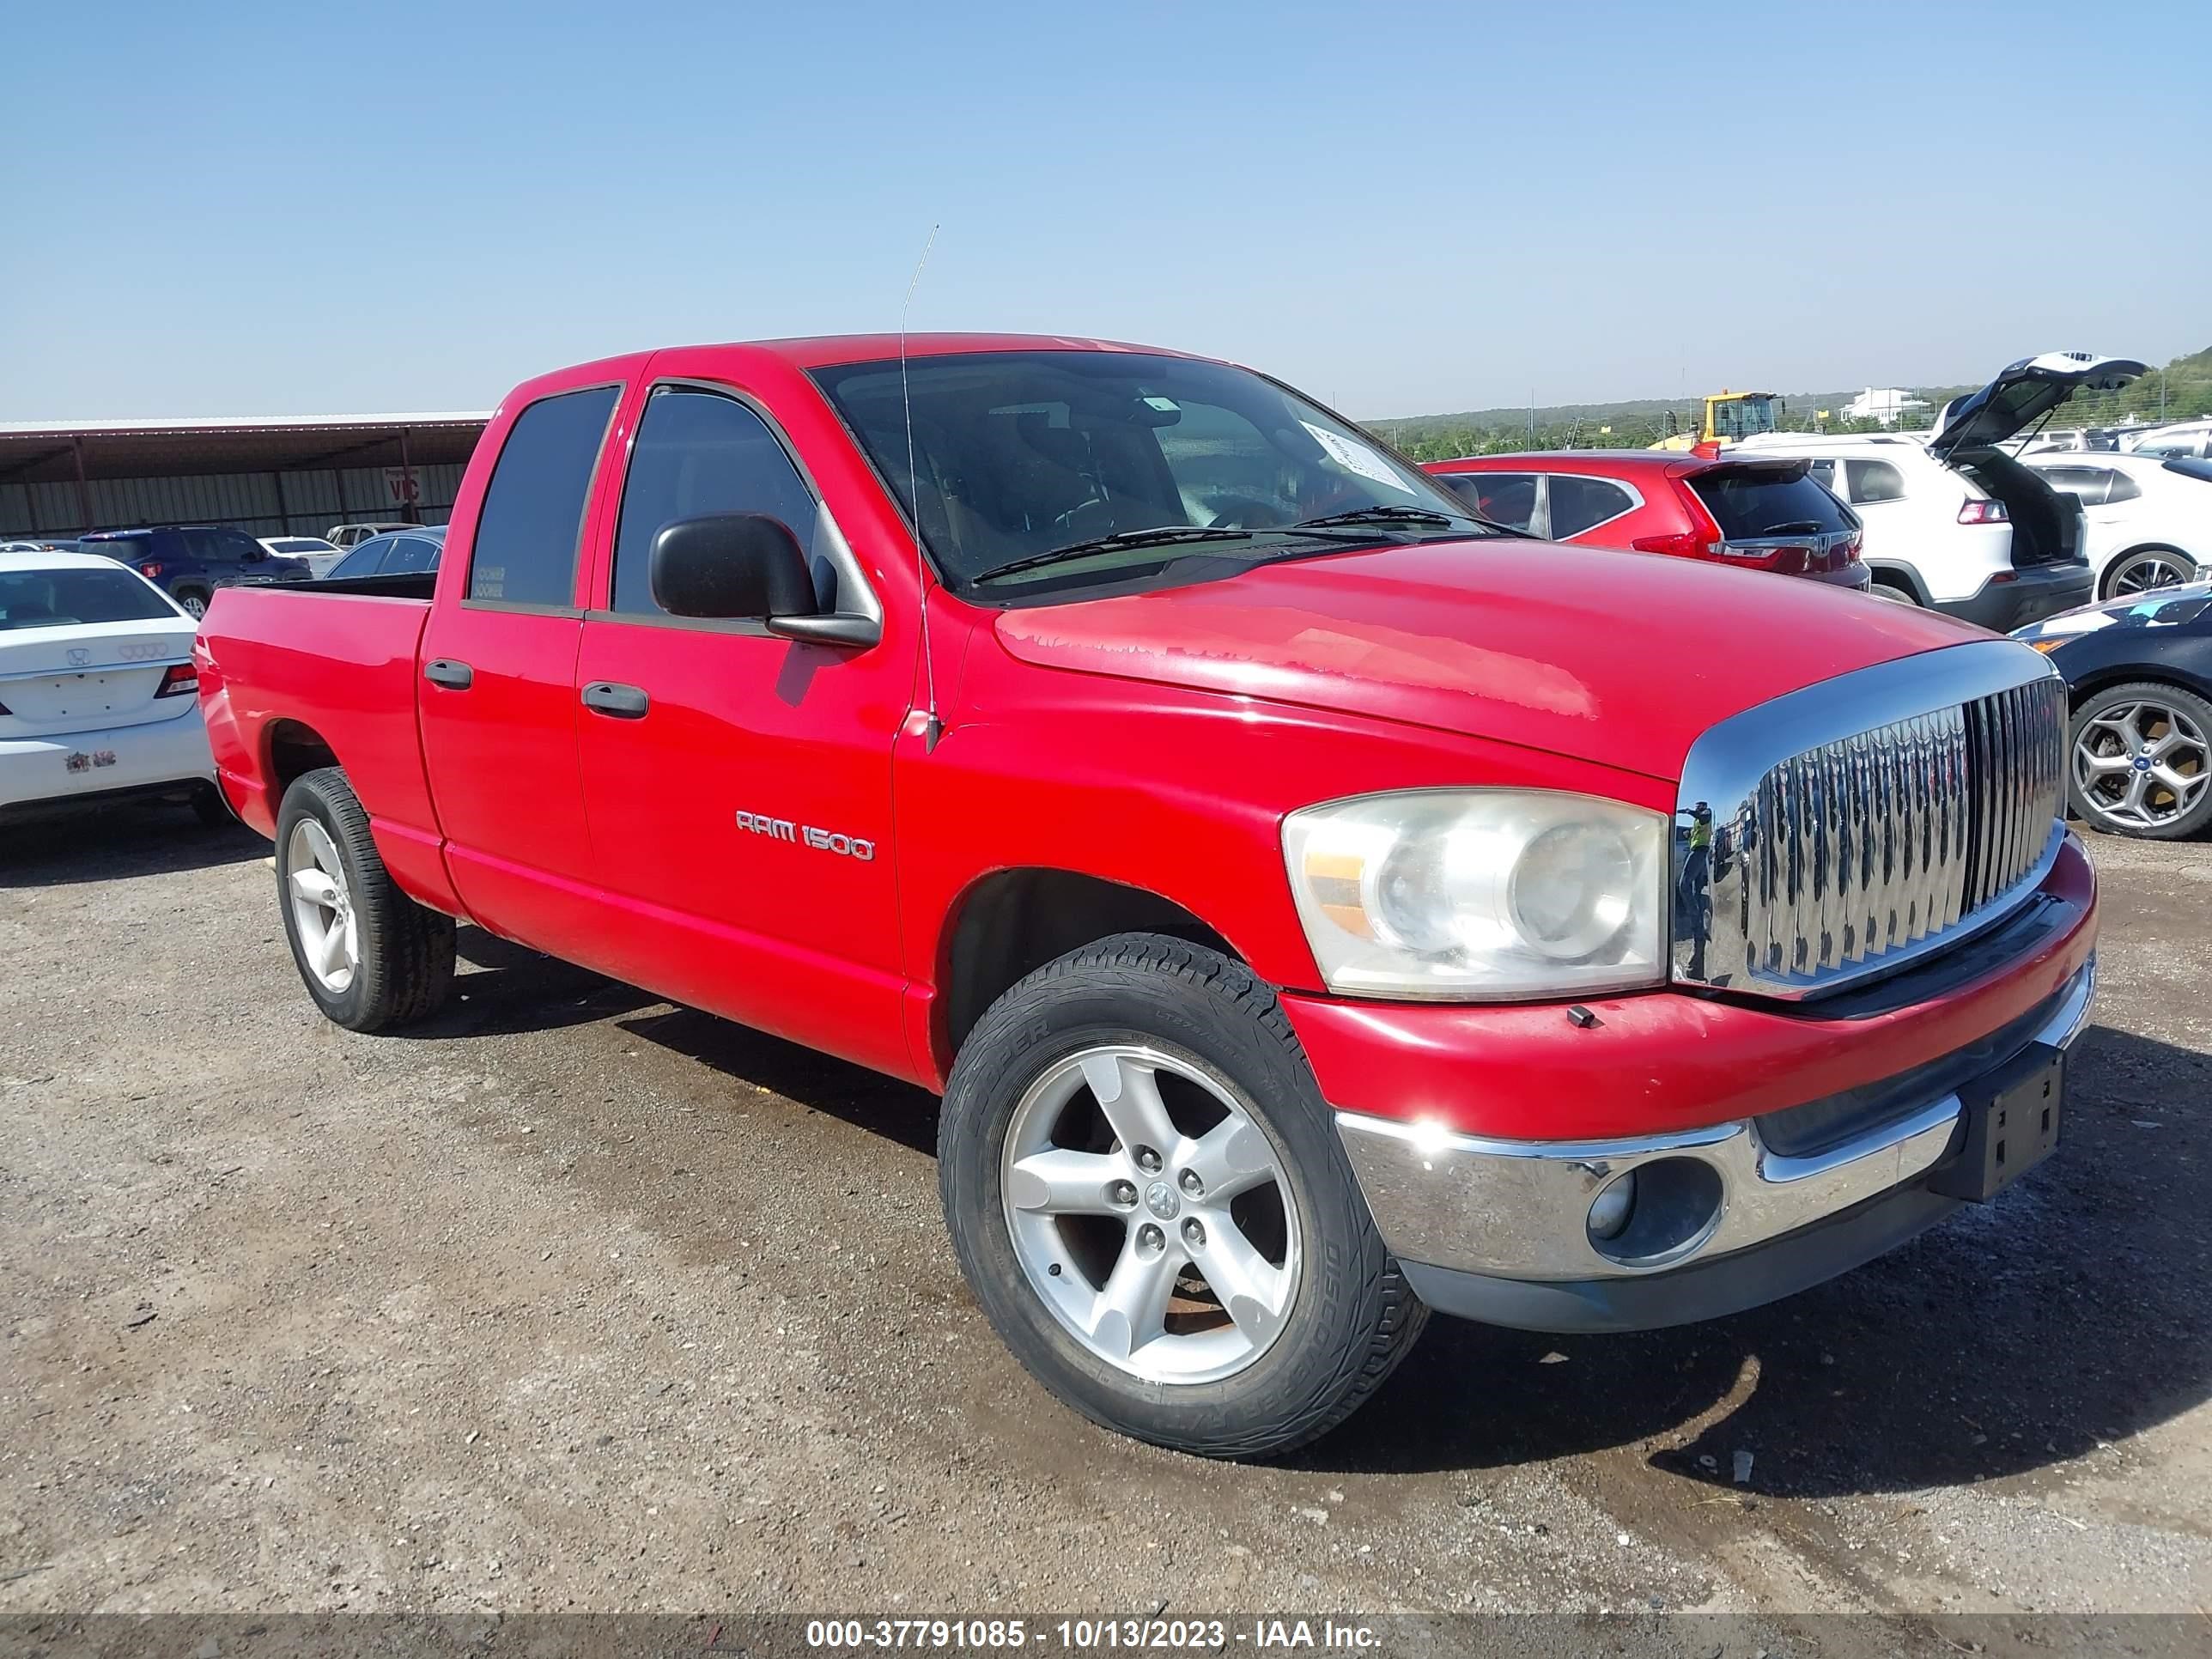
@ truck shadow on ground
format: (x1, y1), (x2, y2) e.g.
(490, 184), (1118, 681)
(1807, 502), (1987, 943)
(1297, 1022), (2212, 1496)
(347, 930), (2212, 1502)
(0, 802), (265, 886)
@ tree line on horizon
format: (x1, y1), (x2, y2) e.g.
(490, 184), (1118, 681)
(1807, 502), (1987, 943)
(1367, 346), (2212, 460)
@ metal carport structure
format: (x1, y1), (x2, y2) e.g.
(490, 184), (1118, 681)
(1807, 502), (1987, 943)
(0, 413), (490, 540)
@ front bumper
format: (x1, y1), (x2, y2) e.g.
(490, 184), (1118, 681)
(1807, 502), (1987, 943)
(1334, 960), (2094, 1332)
(1936, 563), (2093, 631)
(0, 708), (215, 814)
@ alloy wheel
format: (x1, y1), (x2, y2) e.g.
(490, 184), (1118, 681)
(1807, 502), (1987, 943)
(286, 818), (358, 992)
(1000, 1044), (1300, 1384)
(2107, 551), (2195, 597)
(2074, 699), (2210, 830)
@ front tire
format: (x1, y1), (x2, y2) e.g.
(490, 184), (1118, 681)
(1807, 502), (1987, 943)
(1869, 580), (1919, 605)
(175, 588), (210, 619)
(2068, 681), (2212, 839)
(275, 767), (455, 1030)
(939, 933), (1426, 1458)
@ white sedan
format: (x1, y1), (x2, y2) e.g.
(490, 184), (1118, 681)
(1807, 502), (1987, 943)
(2025, 453), (2212, 599)
(0, 550), (224, 824)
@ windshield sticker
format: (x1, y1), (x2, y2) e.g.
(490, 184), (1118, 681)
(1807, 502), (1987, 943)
(1299, 422), (1416, 495)
(1142, 397), (1179, 413)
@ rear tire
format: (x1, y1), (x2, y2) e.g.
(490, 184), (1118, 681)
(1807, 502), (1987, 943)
(939, 933), (1426, 1458)
(1870, 580), (1919, 605)
(274, 767), (454, 1030)
(2100, 546), (2197, 600)
(191, 783), (234, 828)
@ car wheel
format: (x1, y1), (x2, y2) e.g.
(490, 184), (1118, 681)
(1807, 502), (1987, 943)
(2101, 547), (2197, 600)
(939, 933), (1427, 1458)
(274, 767), (455, 1030)
(1870, 580), (1919, 605)
(2068, 681), (2212, 840)
(175, 588), (210, 618)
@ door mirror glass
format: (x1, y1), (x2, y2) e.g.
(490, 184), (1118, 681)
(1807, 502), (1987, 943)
(650, 513), (816, 621)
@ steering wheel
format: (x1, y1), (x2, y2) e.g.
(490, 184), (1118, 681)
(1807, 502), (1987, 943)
(1206, 496), (1292, 530)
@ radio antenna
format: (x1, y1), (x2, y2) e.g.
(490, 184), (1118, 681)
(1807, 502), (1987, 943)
(902, 222), (943, 751)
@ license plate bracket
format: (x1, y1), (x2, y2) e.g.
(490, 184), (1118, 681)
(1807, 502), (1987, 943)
(1928, 1044), (2063, 1202)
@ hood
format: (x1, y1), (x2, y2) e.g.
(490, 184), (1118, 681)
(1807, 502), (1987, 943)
(1928, 352), (2146, 461)
(2013, 581), (2212, 647)
(993, 539), (1987, 782)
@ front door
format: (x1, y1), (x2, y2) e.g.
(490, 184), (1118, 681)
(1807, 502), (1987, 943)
(418, 380), (623, 949)
(571, 369), (912, 1077)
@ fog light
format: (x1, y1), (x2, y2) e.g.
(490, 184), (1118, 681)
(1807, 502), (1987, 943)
(1588, 1172), (1637, 1241)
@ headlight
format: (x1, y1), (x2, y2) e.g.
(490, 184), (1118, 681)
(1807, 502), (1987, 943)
(1282, 790), (1666, 1000)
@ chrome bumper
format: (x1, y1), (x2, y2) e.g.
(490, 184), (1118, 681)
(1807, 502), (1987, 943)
(1336, 959), (2095, 1285)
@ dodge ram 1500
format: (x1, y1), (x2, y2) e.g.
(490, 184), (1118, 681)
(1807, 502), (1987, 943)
(198, 335), (2096, 1456)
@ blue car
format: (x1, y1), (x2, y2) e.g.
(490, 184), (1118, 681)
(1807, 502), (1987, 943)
(78, 524), (313, 618)
(324, 524), (447, 580)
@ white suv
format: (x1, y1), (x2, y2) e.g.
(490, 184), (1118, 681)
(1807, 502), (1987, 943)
(1736, 353), (2140, 629)
(2026, 451), (2212, 597)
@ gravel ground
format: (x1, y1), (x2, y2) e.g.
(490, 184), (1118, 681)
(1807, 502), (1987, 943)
(2, 805), (2209, 1623)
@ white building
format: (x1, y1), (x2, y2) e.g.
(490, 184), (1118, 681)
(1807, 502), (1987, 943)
(1844, 387), (1929, 427)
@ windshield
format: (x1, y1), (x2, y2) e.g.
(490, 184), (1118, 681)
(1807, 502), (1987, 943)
(811, 350), (1482, 591)
(1, 566), (180, 629)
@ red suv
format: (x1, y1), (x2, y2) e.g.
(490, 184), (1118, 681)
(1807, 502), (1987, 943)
(1425, 450), (1871, 590)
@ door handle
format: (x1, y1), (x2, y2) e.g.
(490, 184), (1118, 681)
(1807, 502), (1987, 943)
(423, 659), (474, 690)
(581, 681), (650, 719)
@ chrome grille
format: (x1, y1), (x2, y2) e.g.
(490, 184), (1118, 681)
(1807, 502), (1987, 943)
(1674, 645), (2066, 999)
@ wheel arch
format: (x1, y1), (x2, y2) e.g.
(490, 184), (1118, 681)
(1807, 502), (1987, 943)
(263, 718), (343, 801)
(2065, 663), (2212, 713)
(938, 867), (1244, 1063)
(2098, 543), (2198, 600)
(1865, 562), (1930, 604)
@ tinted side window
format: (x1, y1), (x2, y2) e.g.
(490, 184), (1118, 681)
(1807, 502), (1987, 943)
(2103, 469), (2141, 504)
(1440, 472), (1537, 533)
(384, 535), (439, 573)
(468, 386), (620, 606)
(1806, 459), (1837, 489)
(1547, 476), (1637, 538)
(328, 540), (390, 579)
(1844, 459), (1906, 504)
(181, 528), (229, 563)
(2036, 466), (2110, 503)
(610, 387), (819, 617)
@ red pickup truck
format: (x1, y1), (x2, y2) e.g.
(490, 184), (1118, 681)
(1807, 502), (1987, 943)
(198, 336), (2097, 1458)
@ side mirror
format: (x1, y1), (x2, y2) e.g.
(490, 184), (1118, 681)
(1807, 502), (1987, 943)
(651, 513), (814, 620)
(648, 512), (882, 647)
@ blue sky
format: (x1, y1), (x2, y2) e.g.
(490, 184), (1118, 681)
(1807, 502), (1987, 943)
(5, 2), (2207, 421)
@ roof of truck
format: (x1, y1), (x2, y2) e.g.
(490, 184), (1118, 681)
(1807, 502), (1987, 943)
(704, 333), (1209, 369)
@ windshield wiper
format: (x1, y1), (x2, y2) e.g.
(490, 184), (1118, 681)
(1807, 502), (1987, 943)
(969, 525), (1262, 584)
(1753, 520), (1826, 537)
(1294, 505), (1463, 531)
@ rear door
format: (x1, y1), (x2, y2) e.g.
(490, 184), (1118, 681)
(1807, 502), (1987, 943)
(568, 362), (912, 1075)
(417, 378), (623, 946)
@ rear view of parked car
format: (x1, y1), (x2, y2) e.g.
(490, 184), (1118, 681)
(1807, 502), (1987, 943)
(1739, 353), (2138, 627)
(0, 550), (222, 824)
(1423, 450), (1869, 589)
(77, 524), (312, 617)
(2026, 453), (2212, 598)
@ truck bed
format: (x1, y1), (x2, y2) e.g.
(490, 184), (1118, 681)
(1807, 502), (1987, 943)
(196, 581), (438, 847)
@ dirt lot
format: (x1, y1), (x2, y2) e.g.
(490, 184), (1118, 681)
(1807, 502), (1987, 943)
(3, 807), (2209, 1620)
